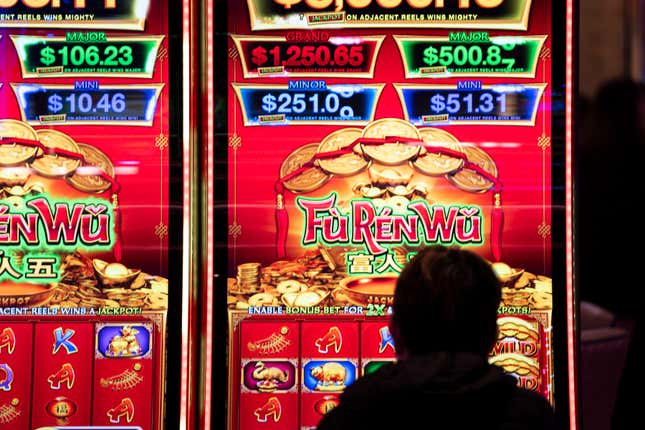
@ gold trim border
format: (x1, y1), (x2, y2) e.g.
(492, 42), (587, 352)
(247, 0), (533, 31)
(10, 35), (165, 79)
(231, 34), (385, 79)
(231, 83), (385, 126)
(10, 83), (164, 127)
(239, 358), (300, 394)
(228, 310), (253, 430)
(0, 18), (147, 30)
(93, 321), (155, 360)
(0, 0), (151, 30)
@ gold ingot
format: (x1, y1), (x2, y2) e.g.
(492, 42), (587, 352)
(368, 166), (413, 187)
(93, 259), (141, 288)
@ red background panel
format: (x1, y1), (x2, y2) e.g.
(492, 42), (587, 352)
(301, 321), (359, 358)
(0, 2), (171, 277)
(0, 323), (32, 429)
(300, 393), (341, 429)
(227, 1), (554, 278)
(92, 356), (154, 428)
(31, 322), (94, 428)
(361, 321), (397, 359)
(240, 320), (300, 360)
(239, 392), (299, 430)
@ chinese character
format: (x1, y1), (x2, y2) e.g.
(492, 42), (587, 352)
(347, 253), (375, 274)
(375, 252), (404, 274)
(24, 256), (58, 279)
(0, 251), (22, 280)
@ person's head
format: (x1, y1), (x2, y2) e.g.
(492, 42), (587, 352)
(390, 245), (501, 358)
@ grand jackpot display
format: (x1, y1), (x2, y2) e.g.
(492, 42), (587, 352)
(0, 1), (206, 429)
(222, 0), (577, 429)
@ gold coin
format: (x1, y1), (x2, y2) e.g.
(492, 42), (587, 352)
(385, 196), (410, 214)
(66, 143), (115, 193)
(447, 144), (498, 193)
(30, 129), (81, 178)
(238, 262), (261, 271)
(413, 128), (465, 176)
(280, 143), (331, 193)
(121, 298), (146, 307)
(0, 167), (31, 186)
(59, 301), (79, 308)
(529, 291), (552, 309)
(103, 299), (121, 308)
(317, 128), (368, 176)
(361, 118), (421, 165)
(0, 119), (39, 166)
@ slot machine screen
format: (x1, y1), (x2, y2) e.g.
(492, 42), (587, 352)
(220, 0), (578, 428)
(0, 1), (197, 429)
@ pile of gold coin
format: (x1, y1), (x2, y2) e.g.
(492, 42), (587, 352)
(228, 251), (345, 310)
(236, 262), (262, 291)
(50, 253), (168, 311)
(279, 118), (498, 194)
(350, 166), (430, 214)
(0, 118), (115, 193)
(497, 265), (553, 311)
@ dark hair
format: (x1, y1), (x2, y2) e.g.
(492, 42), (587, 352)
(391, 245), (501, 356)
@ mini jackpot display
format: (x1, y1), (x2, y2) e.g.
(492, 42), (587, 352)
(0, 1), (203, 429)
(223, 1), (577, 429)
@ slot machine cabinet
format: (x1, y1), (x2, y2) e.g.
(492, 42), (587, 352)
(0, 1), (207, 429)
(214, 0), (579, 429)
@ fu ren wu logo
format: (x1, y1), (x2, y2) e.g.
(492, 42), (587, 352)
(0, 195), (114, 250)
(297, 193), (483, 255)
(0, 0), (116, 7)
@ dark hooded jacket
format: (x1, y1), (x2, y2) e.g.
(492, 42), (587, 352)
(316, 352), (557, 430)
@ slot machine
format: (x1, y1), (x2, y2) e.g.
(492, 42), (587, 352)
(0, 1), (206, 429)
(217, 0), (579, 429)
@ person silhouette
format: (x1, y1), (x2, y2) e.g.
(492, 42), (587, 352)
(578, 78), (645, 317)
(575, 79), (645, 429)
(316, 245), (556, 430)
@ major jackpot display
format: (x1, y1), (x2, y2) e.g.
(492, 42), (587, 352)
(227, 0), (565, 429)
(0, 0), (171, 428)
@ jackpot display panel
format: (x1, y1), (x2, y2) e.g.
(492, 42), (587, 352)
(0, 1), (202, 429)
(223, 0), (577, 430)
